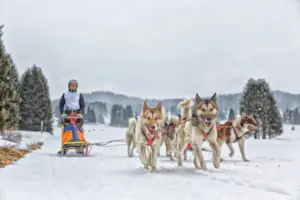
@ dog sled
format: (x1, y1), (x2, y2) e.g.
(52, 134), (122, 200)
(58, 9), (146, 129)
(58, 111), (89, 156)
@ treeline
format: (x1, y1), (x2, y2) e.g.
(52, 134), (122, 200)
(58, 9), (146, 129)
(283, 108), (300, 124)
(110, 104), (136, 127)
(0, 25), (53, 134)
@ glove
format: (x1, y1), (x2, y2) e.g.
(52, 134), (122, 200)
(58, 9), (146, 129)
(77, 113), (83, 118)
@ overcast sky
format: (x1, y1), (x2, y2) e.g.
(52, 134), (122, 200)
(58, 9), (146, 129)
(1, 0), (300, 100)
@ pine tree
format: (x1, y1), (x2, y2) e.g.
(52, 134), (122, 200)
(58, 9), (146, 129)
(218, 110), (226, 121)
(124, 105), (133, 126)
(134, 112), (138, 120)
(292, 108), (300, 124)
(19, 65), (53, 133)
(240, 78), (282, 139)
(228, 108), (236, 120)
(85, 107), (92, 123)
(240, 78), (266, 139)
(266, 91), (283, 138)
(0, 25), (20, 132)
(110, 105), (118, 126)
(91, 108), (96, 123)
(283, 108), (291, 124)
(98, 113), (105, 124)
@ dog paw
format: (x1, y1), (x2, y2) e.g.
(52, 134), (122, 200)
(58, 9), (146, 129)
(200, 166), (207, 171)
(151, 167), (157, 172)
(229, 151), (235, 157)
(213, 161), (220, 169)
(243, 159), (250, 162)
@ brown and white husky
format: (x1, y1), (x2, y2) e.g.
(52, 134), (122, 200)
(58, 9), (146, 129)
(128, 101), (165, 172)
(217, 113), (258, 162)
(184, 93), (221, 170)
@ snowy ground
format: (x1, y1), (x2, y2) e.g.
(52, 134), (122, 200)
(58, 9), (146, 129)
(0, 131), (47, 149)
(0, 124), (299, 200)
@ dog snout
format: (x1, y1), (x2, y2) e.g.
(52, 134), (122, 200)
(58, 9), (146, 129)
(206, 117), (212, 121)
(151, 125), (156, 130)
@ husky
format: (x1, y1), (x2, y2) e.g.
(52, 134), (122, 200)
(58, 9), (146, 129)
(163, 115), (180, 161)
(184, 93), (221, 170)
(217, 113), (258, 162)
(130, 101), (165, 172)
(125, 118), (138, 157)
(176, 99), (193, 166)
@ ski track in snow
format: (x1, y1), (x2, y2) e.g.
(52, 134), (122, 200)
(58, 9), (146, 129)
(0, 124), (299, 200)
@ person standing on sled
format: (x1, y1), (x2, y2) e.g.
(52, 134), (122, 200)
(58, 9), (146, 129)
(59, 79), (85, 127)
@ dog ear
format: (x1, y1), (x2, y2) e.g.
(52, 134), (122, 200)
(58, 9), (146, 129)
(143, 101), (149, 111)
(195, 93), (202, 104)
(156, 102), (162, 111)
(210, 93), (217, 102)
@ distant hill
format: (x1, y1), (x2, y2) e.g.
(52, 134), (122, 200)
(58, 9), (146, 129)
(51, 90), (300, 116)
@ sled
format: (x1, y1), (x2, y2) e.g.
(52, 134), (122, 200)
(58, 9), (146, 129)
(59, 112), (89, 156)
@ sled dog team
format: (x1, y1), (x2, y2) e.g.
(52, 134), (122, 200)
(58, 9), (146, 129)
(125, 93), (258, 172)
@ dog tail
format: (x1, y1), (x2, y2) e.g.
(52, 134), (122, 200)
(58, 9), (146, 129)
(128, 117), (137, 128)
(169, 115), (180, 126)
(177, 99), (192, 120)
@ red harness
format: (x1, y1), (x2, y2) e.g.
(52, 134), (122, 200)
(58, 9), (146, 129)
(162, 124), (175, 135)
(216, 125), (239, 142)
(186, 126), (212, 150)
(142, 127), (160, 146)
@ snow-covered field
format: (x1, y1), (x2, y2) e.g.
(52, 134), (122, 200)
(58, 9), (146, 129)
(0, 124), (299, 200)
(0, 131), (48, 149)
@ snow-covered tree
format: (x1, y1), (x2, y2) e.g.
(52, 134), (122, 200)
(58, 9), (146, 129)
(240, 78), (282, 139)
(19, 65), (53, 133)
(266, 91), (283, 138)
(228, 108), (236, 120)
(0, 25), (20, 132)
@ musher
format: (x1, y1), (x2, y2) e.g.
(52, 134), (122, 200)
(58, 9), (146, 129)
(59, 79), (85, 127)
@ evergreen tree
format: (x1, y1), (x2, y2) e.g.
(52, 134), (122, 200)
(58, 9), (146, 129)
(98, 113), (105, 124)
(283, 108), (292, 124)
(110, 104), (118, 126)
(124, 105), (133, 126)
(85, 107), (92, 123)
(90, 108), (96, 123)
(0, 25), (20, 132)
(19, 65), (53, 133)
(170, 105), (178, 115)
(134, 112), (138, 120)
(240, 78), (282, 139)
(218, 110), (226, 121)
(228, 108), (236, 120)
(292, 108), (300, 124)
(266, 91), (283, 138)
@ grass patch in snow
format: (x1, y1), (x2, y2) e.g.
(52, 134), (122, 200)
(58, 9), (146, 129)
(0, 141), (44, 168)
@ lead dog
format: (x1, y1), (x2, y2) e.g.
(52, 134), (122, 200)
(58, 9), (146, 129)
(129, 101), (165, 172)
(217, 113), (258, 162)
(184, 93), (221, 170)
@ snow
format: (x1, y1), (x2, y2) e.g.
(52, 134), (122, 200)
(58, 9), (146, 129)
(0, 131), (48, 149)
(0, 124), (299, 200)
(0, 139), (16, 147)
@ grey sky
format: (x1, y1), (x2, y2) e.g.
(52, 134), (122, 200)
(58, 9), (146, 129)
(1, 0), (300, 100)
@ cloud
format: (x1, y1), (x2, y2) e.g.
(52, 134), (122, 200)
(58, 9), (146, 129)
(1, 0), (300, 99)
